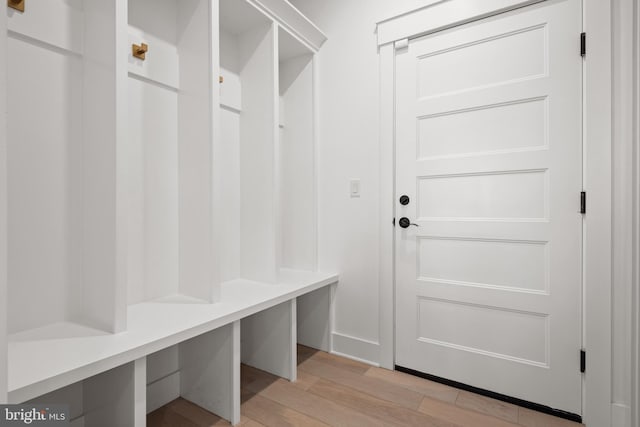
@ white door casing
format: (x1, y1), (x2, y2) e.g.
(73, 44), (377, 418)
(395, 0), (583, 415)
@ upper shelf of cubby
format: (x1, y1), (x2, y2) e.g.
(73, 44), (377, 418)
(220, 0), (327, 53)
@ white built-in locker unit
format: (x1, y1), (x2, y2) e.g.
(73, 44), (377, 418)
(0, 0), (336, 425)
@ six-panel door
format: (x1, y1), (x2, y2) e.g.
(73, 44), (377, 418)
(395, 0), (583, 414)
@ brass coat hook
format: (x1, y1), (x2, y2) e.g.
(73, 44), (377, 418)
(219, 76), (224, 84)
(132, 43), (148, 60)
(8, 0), (25, 12)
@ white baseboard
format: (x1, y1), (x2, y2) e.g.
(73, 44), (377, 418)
(612, 403), (631, 427)
(331, 332), (380, 366)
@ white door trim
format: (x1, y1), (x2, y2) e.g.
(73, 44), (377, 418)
(377, 1), (613, 425)
(612, 1), (636, 426)
(376, 0), (544, 46)
(631, 0), (640, 424)
(378, 42), (396, 370)
(582, 0), (613, 425)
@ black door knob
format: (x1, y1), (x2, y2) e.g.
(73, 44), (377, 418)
(399, 195), (410, 205)
(398, 217), (419, 228)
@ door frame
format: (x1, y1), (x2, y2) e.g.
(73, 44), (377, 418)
(377, 1), (613, 425)
(629, 0), (640, 425)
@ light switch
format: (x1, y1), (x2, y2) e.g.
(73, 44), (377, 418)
(350, 179), (361, 198)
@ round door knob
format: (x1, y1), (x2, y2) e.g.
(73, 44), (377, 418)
(399, 195), (410, 205)
(398, 217), (419, 228)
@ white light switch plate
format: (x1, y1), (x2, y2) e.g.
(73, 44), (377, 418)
(350, 179), (361, 198)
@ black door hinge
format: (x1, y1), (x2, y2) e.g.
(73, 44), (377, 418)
(580, 191), (586, 214)
(393, 217), (396, 226)
(580, 349), (586, 373)
(580, 32), (586, 57)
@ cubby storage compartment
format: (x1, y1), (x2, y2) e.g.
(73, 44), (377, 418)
(217, 0), (333, 385)
(127, 0), (217, 304)
(25, 363), (141, 427)
(297, 286), (332, 351)
(6, 0), (126, 336)
(241, 300), (297, 380)
(145, 322), (240, 424)
(278, 28), (316, 273)
(216, 0), (321, 282)
(218, 0), (278, 284)
(2, 1), (334, 423)
(275, 30), (334, 352)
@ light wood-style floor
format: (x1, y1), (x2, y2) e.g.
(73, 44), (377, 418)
(148, 345), (583, 427)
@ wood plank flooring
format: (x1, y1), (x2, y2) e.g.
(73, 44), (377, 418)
(148, 345), (583, 427)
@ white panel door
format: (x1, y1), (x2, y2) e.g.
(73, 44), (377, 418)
(395, 0), (583, 414)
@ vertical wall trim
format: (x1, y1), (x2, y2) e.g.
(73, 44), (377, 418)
(329, 282), (337, 353)
(0, 0), (7, 404)
(231, 321), (241, 425)
(632, 0), (640, 423)
(273, 23), (282, 276)
(134, 358), (147, 427)
(584, 0), (613, 424)
(378, 42), (395, 370)
(211, 0), (223, 301)
(114, 0), (129, 334)
(289, 299), (297, 381)
(612, 0), (634, 425)
(311, 55), (319, 272)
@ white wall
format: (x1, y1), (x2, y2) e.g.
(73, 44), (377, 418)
(289, 0), (434, 362)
